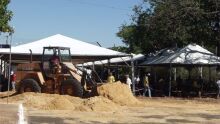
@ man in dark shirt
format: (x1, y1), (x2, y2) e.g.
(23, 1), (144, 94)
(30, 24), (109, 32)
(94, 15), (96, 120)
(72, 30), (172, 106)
(49, 52), (61, 73)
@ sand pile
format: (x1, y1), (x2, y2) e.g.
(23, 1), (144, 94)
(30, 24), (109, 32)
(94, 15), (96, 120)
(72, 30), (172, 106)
(97, 81), (142, 106)
(79, 96), (118, 112)
(5, 93), (81, 110)
(0, 81), (142, 111)
(0, 92), (119, 112)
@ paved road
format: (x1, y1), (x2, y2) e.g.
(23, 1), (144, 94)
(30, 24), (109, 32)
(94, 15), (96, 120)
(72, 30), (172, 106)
(0, 103), (27, 124)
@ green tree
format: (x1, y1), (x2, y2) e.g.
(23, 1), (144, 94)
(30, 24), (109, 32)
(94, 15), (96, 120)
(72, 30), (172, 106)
(109, 45), (129, 53)
(0, 0), (13, 33)
(117, 0), (220, 54)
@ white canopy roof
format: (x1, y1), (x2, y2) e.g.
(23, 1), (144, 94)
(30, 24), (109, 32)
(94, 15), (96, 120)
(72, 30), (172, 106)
(78, 53), (145, 66)
(141, 44), (220, 65)
(0, 34), (125, 56)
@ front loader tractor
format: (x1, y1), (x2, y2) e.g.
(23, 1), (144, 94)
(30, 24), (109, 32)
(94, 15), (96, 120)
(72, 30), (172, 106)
(15, 46), (95, 97)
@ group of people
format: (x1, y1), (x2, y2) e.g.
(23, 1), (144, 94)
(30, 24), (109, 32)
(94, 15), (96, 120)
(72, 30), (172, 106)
(107, 72), (132, 88)
(107, 72), (132, 89)
(105, 72), (220, 99)
(106, 72), (152, 98)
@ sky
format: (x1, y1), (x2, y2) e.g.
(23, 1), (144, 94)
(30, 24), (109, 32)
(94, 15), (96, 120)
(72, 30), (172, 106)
(0, 0), (143, 47)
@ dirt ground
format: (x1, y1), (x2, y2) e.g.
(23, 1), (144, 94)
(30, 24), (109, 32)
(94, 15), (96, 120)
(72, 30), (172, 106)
(24, 97), (220, 124)
(1, 82), (220, 124)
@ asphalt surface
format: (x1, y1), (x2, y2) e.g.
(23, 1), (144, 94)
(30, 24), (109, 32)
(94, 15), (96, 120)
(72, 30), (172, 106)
(0, 103), (20, 124)
(0, 103), (27, 124)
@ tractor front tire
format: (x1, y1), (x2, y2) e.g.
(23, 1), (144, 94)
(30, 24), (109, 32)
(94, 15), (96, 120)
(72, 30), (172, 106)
(61, 79), (83, 97)
(19, 79), (41, 93)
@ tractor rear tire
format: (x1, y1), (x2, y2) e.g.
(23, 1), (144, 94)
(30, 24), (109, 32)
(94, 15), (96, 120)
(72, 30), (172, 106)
(19, 79), (41, 93)
(61, 79), (83, 97)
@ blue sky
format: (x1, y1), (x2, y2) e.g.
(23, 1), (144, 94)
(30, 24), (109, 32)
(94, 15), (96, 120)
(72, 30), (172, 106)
(1, 0), (143, 47)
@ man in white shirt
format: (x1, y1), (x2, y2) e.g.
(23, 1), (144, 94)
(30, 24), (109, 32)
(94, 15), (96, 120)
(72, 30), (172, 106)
(135, 75), (140, 85)
(126, 75), (132, 90)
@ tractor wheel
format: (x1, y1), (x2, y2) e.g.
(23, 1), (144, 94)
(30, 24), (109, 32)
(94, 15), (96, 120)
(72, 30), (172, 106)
(19, 79), (41, 93)
(61, 79), (83, 97)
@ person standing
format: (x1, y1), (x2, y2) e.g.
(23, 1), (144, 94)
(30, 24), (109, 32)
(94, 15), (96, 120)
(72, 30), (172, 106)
(216, 78), (220, 99)
(126, 75), (132, 90)
(10, 71), (16, 91)
(135, 75), (140, 85)
(107, 72), (115, 83)
(143, 73), (151, 97)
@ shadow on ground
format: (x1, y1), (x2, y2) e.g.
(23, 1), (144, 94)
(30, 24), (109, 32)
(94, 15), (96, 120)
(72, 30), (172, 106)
(28, 116), (107, 124)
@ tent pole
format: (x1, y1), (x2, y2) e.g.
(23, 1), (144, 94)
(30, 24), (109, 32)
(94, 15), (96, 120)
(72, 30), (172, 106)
(0, 59), (2, 73)
(4, 60), (6, 75)
(169, 64), (172, 97)
(107, 58), (110, 74)
(116, 64), (119, 80)
(92, 61), (95, 70)
(215, 65), (217, 83)
(199, 66), (203, 78)
(131, 55), (135, 95)
(174, 67), (177, 81)
(209, 65), (211, 83)
(154, 67), (157, 86)
(7, 34), (12, 104)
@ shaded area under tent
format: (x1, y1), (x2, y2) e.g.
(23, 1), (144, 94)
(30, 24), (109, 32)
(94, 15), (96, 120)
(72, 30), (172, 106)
(140, 44), (220, 97)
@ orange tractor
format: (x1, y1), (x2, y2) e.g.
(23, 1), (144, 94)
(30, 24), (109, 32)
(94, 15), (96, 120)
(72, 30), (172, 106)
(15, 46), (97, 97)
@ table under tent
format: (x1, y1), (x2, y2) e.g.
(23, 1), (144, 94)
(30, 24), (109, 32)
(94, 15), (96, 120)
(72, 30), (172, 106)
(141, 44), (220, 97)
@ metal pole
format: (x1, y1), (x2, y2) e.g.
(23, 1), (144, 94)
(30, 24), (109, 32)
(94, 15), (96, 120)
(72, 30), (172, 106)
(29, 49), (32, 63)
(4, 60), (6, 76)
(7, 33), (12, 104)
(199, 66), (203, 78)
(131, 55), (135, 94)
(0, 59), (2, 73)
(116, 63), (119, 80)
(174, 67), (177, 81)
(107, 58), (110, 74)
(92, 61), (95, 70)
(209, 65), (211, 82)
(169, 64), (172, 97)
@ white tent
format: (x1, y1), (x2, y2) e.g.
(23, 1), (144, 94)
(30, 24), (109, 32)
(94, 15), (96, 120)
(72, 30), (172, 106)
(0, 34), (124, 56)
(0, 34), (128, 63)
(141, 44), (220, 66)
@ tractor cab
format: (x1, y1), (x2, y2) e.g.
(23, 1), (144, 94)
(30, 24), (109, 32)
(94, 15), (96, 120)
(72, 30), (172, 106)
(42, 47), (72, 76)
(42, 46), (72, 63)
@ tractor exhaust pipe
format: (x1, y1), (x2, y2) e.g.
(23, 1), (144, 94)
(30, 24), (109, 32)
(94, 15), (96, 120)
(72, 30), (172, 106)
(29, 49), (32, 63)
